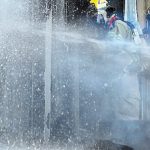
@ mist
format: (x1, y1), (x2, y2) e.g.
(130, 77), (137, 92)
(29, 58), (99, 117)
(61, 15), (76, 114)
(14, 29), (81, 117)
(0, 0), (150, 150)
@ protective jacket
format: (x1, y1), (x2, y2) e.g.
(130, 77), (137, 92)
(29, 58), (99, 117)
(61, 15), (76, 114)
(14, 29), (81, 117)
(107, 15), (134, 41)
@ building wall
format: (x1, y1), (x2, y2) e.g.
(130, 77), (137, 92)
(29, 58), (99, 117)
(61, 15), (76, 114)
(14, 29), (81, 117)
(137, 0), (150, 28)
(137, 0), (146, 28)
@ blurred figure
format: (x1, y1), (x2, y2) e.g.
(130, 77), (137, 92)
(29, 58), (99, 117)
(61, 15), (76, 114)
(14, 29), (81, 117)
(86, 2), (109, 39)
(96, 0), (108, 29)
(105, 6), (134, 41)
(143, 7), (150, 42)
(85, 2), (107, 39)
(146, 8), (150, 34)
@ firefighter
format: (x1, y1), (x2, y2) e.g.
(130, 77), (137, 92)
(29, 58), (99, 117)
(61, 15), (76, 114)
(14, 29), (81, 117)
(90, 0), (108, 24)
(105, 6), (135, 41)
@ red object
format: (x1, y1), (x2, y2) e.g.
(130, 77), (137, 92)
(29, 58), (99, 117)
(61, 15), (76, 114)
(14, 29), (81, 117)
(108, 15), (118, 29)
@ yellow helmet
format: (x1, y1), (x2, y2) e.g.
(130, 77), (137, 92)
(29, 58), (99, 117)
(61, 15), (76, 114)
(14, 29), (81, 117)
(90, 0), (108, 9)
